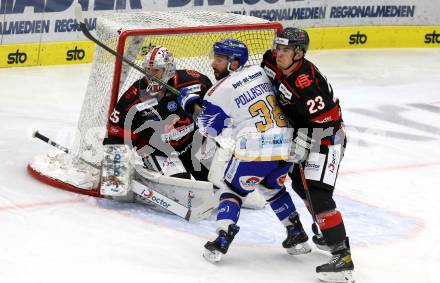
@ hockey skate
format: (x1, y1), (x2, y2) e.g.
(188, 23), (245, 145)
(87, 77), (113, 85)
(316, 238), (354, 283)
(282, 214), (311, 255)
(312, 233), (331, 252)
(203, 224), (240, 263)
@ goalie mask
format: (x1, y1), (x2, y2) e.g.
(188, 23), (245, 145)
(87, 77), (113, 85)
(142, 46), (176, 95)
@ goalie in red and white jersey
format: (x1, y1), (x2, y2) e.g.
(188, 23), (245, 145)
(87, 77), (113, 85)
(101, 46), (213, 198)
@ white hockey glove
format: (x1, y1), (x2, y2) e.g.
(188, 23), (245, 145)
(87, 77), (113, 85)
(288, 130), (313, 163)
(100, 144), (134, 196)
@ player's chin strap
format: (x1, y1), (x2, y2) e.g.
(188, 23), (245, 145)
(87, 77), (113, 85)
(146, 81), (164, 97)
(283, 60), (296, 71)
(227, 62), (244, 73)
(282, 51), (301, 71)
(226, 56), (245, 73)
(279, 46), (304, 72)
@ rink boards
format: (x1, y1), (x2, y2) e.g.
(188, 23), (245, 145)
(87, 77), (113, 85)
(1, 25), (439, 68)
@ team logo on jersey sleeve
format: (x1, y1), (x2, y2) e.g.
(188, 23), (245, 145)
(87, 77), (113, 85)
(167, 101), (178, 112)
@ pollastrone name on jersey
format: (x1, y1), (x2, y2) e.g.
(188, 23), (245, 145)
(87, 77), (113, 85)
(235, 82), (272, 108)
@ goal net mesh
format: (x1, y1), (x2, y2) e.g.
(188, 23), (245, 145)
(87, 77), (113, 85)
(29, 11), (281, 192)
(76, 11), (281, 167)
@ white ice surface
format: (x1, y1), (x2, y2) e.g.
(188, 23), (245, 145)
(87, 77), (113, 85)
(1, 49), (439, 283)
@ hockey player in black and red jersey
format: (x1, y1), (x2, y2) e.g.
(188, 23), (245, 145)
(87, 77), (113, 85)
(261, 28), (354, 283)
(102, 46), (213, 193)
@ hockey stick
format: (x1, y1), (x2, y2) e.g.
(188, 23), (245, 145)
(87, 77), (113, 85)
(74, 4), (180, 96)
(298, 162), (320, 235)
(32, 130), (99, 169)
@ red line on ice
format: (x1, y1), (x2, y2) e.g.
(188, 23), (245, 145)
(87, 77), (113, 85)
(0, 199), (85, 212)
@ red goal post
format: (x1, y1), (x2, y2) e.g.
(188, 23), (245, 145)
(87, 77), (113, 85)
(28, 10), (283, 196)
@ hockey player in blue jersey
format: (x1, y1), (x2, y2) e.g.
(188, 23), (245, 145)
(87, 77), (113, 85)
(184, 39), (311, 262)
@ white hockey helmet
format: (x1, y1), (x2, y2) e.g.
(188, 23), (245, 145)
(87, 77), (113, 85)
(142, 46), (176, 83)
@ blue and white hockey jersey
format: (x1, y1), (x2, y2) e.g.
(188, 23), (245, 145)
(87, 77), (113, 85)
(198, 65), (292, 161)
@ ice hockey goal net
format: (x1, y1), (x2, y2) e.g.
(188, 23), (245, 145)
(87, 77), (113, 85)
(28, 10), (282, 196)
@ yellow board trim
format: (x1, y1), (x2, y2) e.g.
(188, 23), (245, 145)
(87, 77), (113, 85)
(1, 26), (438, 68)
(0, 41), (95, 68)
(307, 26), (440, 50)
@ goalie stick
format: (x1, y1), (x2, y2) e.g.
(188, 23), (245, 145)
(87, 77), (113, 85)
(32, 131), (214, 222)
(74, 4), (180, 96)
(32, 130), (99, 169)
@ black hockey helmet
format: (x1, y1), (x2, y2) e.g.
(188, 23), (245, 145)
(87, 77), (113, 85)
(274, 27), (310, 54)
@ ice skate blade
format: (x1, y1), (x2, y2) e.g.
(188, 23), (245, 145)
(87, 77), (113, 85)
(317, 270), (354, 283)
(203, 249), (222, 263)
(315, 243), (332, 252)
(286, 242), (312, 255)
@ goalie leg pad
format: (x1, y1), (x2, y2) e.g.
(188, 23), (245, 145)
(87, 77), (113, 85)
(100, 144), (134, 197)
(134, 165), (214, 211)
(143, 154), (189, 178)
